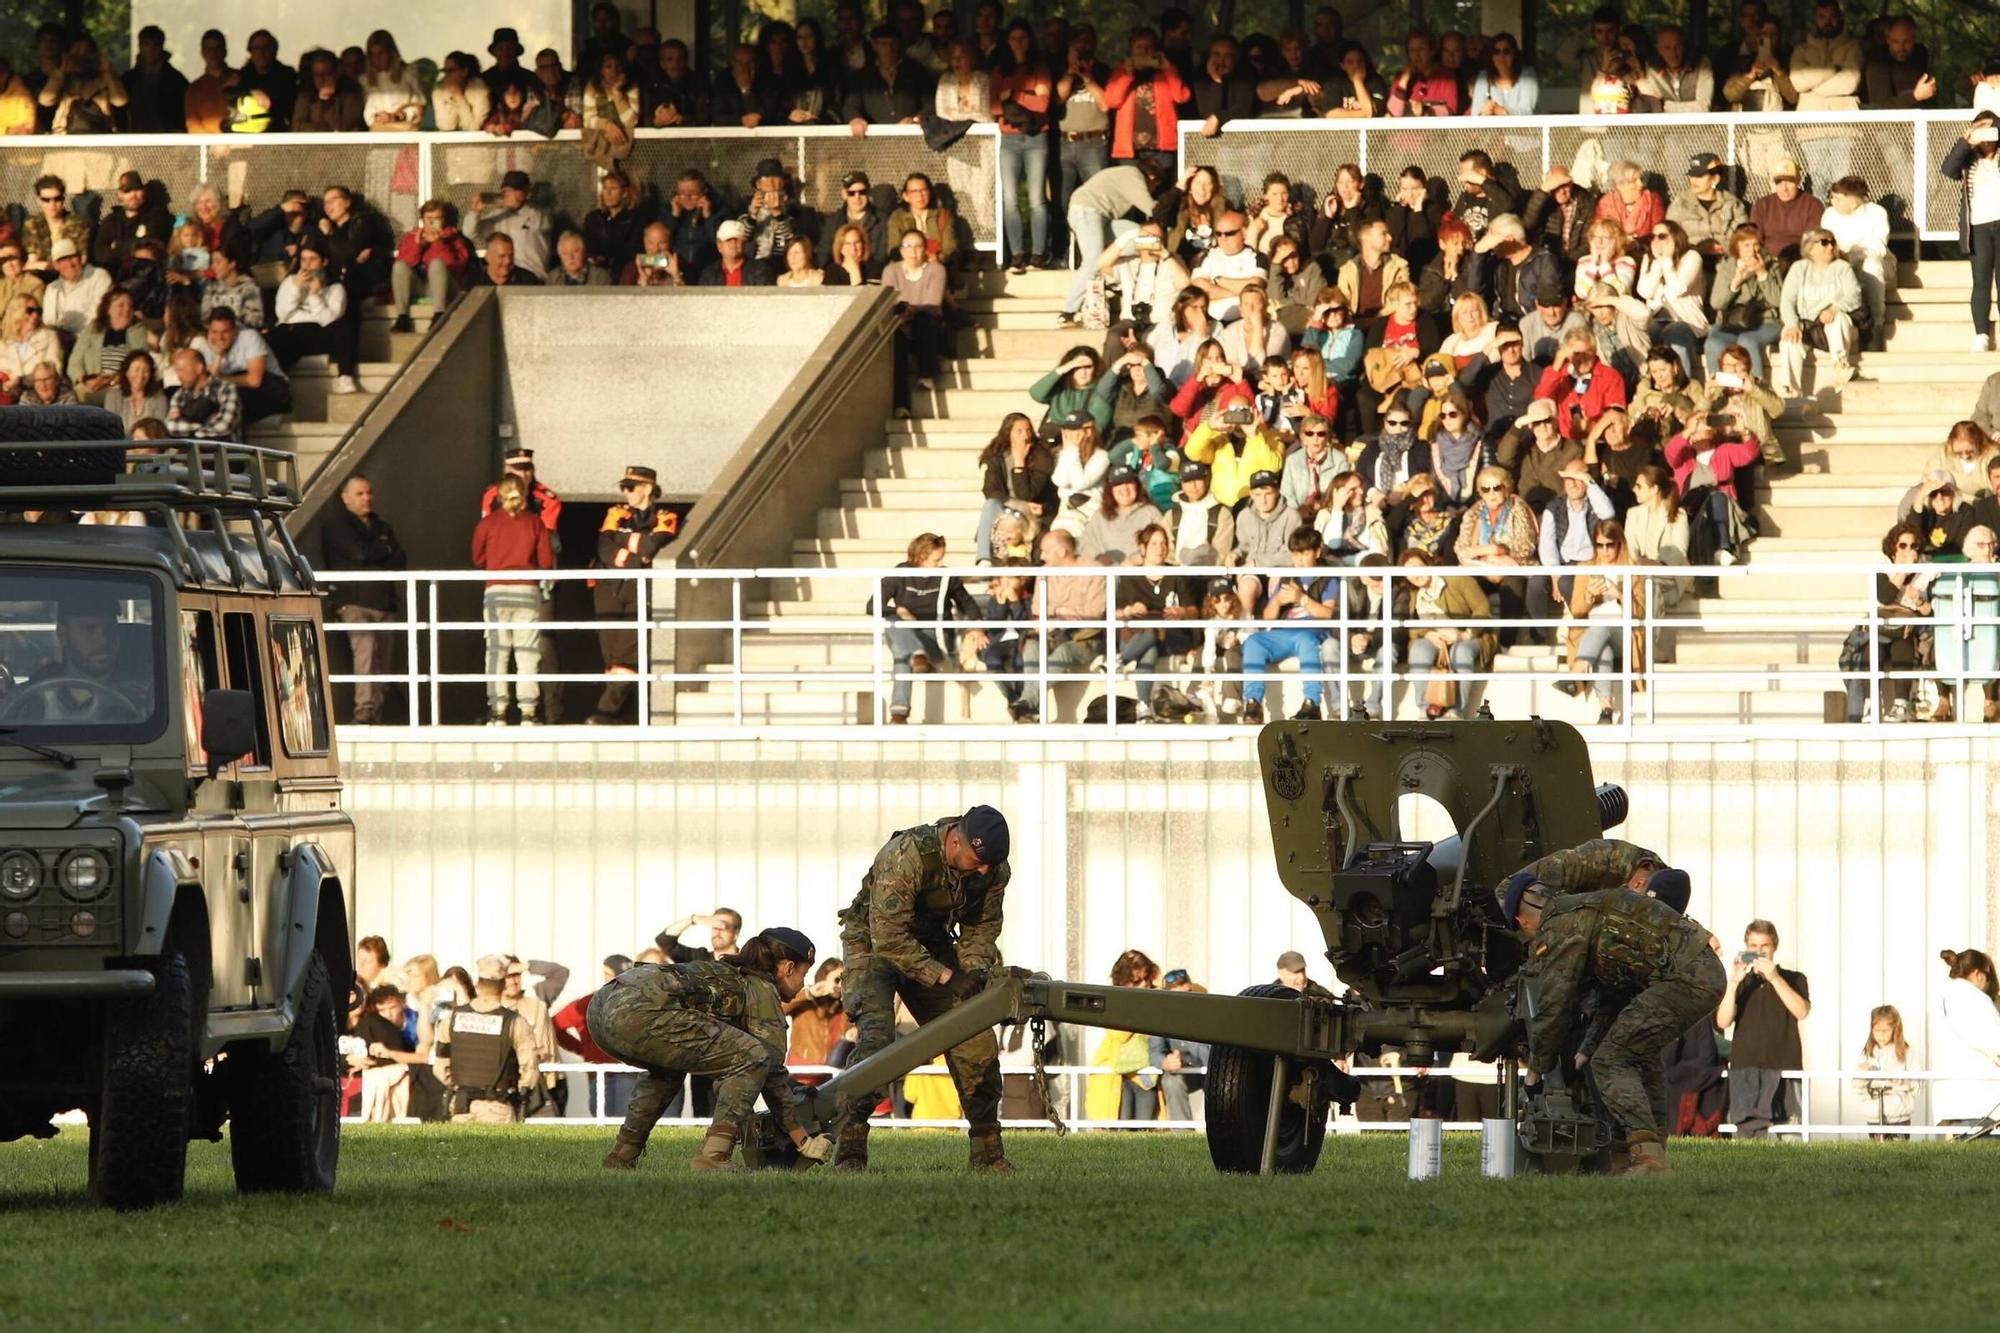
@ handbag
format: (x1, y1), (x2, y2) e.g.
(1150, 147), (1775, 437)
(1424, 661), (1458, 712)
(1716, 300), (1763, 334)
(1079, 276), (1111, 331)
(999, 100), (1048, 135)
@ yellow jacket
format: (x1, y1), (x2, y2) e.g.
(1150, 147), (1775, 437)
(1085, 1029), (1154, 1120)
(905, 1057), (963, 1120)
(1185, 420), (1285, 507)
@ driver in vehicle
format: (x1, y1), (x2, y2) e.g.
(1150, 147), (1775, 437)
(9, 591), (152, 722)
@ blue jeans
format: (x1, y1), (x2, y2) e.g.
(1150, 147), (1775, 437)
(886, 625), (944, 715)
(1574, 623), (1624, 704)
(1243, 627), (1331, 706)
(1064, 209), (1139, 315)
(976, 496), (1006, 562)
(1702, 323), (1782, 378)
(1054, 134), (1110, 260)
(1408, 634), (1481, 717)
(999, 132), (1049, 261)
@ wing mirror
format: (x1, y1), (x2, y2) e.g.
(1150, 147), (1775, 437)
(201, 689), (257, 779)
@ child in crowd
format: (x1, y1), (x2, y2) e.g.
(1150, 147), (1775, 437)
(1197, 586), (1245, 719)
(1854, 1004), (1917, 1140)
(1254, 354), (1307, 443)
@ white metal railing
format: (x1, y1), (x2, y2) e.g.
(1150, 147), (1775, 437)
(1179, 109), (1969, 241)
(317, 560), (2000, 735)
(342, 1061), (2000, 1140)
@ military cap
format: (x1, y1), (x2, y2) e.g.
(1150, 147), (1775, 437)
(622, 465), (659, 484)
(757, 926), (817, 961)
(1501, 870), (1541, 923)
(961, 804), (1010, 866)
(475, 952), (509, 979)
(1646, 867), (1691, 914)
(504, 447), (534, 464)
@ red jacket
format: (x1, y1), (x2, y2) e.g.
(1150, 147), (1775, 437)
(471, 508), (554, 583)
(395, 226), (473, 277)
(1665, 433), (1760, 505)
(1169, 374), (1252, 442)
(480, 478), (563, 531)
(1533, 360), (1628, 441)
(1104, 64), (1190, 158)
(552, 993), (612, 1063)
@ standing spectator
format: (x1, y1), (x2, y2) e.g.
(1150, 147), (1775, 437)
(322, 475), (403, 725)
(359, 30), (424, 131)
(1775, 227), (1862, 396)
(589, 465), (678, 725)
(785, 960), (848, 1086)
(878, 533), (987, 724)
(712, 42), (776, 128)
(1643, 25), (1713, 111)
(235, 31), (298, 131)
(992, 22), (1055, 274)
(1668, 153), (1749, 258)
(467, 233), (542, 288)
(842, 25), (931, 132)
(1056, 34), (1115, 264)
(581, 53), (641, 161)
(1789, 2), (1863, 116)
(41, 241), (109, 337)
(1060, 160), (1159, 325)
(1934, 948), (2000, 1126)
(390, 201), (471, 334)
(1943, 113), (2000, 353)
(430, 51), (490, 131)
(1715, 919), (1811, 1139)
(165, 348), (241, 441)
(1825, 177), (1895, 351)
(1864, 15), (1934, 107)
(1750, 159), (1824, 262)
(183, 30), (232, 133)
(472, 171), (552, 280)
(1471, 31), (1539, 115)
(471, 475), (555, 725)
(292, 48), (364, 132)
(583, 173), (645, 277)
(39, 36), (127, 134)
(481, 28), (532, 105)
(531, 48), (585, 129)
(121, 26), (187, 133)
(883, 230), (947, 415)
(1854, 1004), (1916, 1139)
(1103, 28), (1188, 178)
(642, 38), (707, 127)
(203, 307), (289, 420)
(266, 245), (360, 395)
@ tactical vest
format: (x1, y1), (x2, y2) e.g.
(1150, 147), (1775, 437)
(447, 1004), (520, 1098)
(1570, 888), (1687, 993)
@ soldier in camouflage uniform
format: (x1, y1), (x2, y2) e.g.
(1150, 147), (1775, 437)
(589, 926), (832, 1172)
(1504, 875), (1726, 1176)
(1515, 837), (1663, 897)
(836, 805), (1013, 1173)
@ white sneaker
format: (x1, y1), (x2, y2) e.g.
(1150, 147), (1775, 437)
(332, 374), (361, 394)
(916, 377), (935, 391)
(1974, 334), (1994, 354)
(1888, 699), (1909, 723)
(893, 406), (912, 420)
(1716, 550), (1736, 567)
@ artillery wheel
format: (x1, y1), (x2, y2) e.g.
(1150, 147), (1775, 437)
(1204, 985), (1332, 1174)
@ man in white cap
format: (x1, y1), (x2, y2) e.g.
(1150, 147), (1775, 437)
(42, 238), (110, 337)
(1749, 156), (1824, 261)
(696, 219), (773, 286)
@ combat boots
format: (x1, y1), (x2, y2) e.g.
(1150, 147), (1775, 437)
(833, 1122), (870, 1172)
(601, 1128), (648, 1170)
(968, 1125), (1016, 1174)
(1605, 1138), (1632, 1176)
(1623, 1131), (1672, 1177)
(691, 1124), (743, 1173)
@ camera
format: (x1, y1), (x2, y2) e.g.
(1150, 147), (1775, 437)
(638, 253), (671, 269)
(176, 248), (209, 273)
(1217, 405), (1256, 427)
(1129, 301), (1152, 325)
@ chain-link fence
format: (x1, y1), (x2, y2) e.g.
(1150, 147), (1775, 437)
(1183, 112), (1961, 243)
(0, 141), (201, 230)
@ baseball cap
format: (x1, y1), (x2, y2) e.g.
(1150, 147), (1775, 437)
(1770, 157), (1802, 182)
(1180, 461), (1212, 482)
(500, 169), (532, 192)
(1422, 355), (1453, 378)
(841, 169), (872, 189)
(117, 169), (145, 192)
(1249, 469), (1282, 490)
(1059, 408), (1094, 430)
(1107, 465), (1139, 485)
(475, 953), (509, 980)
(1276, 950), (1308, 972)
(715, 219), (749, 242)
(1646, 867), (1692, 914)
(49, 238), (79, 261)
(1520, 398), (1558, 426)
(961, 805), (1009, 866)
(1687, 151), (1724, 177)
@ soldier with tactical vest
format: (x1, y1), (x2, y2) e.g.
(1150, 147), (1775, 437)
(1503, 867), (1725, 1176)
(589, 926), (832, 1173)
(835, 805), (1013, 1173)
(1515, 837), (1662, 896)
(434, 976), (542, 1123)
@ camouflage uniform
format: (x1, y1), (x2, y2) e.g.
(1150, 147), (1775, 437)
(838, 818), (1008, 1154)
(1515, 838), (1662, 897)
(587, 960), (799, 1160)
(1517, 888), (1726, 1136)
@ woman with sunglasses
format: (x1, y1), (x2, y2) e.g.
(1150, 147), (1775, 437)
(1705, 224), (1783, 378)
(1471, 32), (1538, 116)
(0, 291), (60, 398)
(1860, 522), (1934, 723)
(1425, 389), (1486, 509)
(1454, 465), (1537, 633)
(1558, 521), (1646, 724)
(1393, 474), (1456, 562)
(1636, 219), (1709, 378)
(1625, 464), (1691, 611)
(1775, 226), (1864, 397)
(0, 242), (42, 315)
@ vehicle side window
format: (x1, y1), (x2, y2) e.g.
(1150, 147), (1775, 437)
(268, 618), (330, 756)
(221, 611), (272, 770)
(179, 610), (223, 773)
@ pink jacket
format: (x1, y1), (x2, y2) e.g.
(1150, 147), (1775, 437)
(1665, 433), (1760, 504)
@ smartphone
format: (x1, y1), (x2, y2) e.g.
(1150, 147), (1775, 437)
(1738, 951), (1760, 966)
(1714, 371), (1744, 389)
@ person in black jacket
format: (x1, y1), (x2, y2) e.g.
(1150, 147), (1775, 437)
(842, 26), (932, 130)
(122, 26), (188, 132)
(1189, 36), (1256, 136)
(582, 170), (648, 274)
(880, 532), (987, 723)
(589, 465), (679, 724)
(696, 220), (775, 285)
(91, 171), (174, 280)
(1385, 167), (1447, 271)
(317, 185), (393, 300)
(1519, 167), (1600, 265)
(321, 474), (405, 724)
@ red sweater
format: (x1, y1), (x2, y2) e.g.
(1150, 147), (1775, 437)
(552, 993), (612, 1063)
(471, 508), (554, 583)
(1104, 64), (1189, 157)
(1533, 360), (1628, 441)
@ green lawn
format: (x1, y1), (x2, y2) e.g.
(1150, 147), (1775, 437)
(0, 1127), (1988, 1329)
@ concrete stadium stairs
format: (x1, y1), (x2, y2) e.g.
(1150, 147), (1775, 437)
(672, 262), (1982, 727)
(247, 303), (436, 481)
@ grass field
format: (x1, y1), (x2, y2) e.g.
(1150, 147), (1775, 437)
(1, 1126), (1989, 1329)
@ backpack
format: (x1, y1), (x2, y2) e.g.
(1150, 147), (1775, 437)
(1082, 695), (1140, 724)
(63, 98), (115, 135)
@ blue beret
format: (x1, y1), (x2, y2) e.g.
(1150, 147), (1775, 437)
(961, 805), (1010, 867)
(1501, 870), (1540, 923)
(1646, 868), (1691, 914)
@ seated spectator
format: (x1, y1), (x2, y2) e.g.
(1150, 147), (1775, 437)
(1531, 458), (1614, 635)
(1169, 339), (1251, 441)
(1321, 42), (1387, 118)
(1391, 472), (1456, 560)
(1934, 527), (2000, 721)
(1165, 460), (1234, 566)
(1238, 525), (1340, 722)
(1864, 14), (1935, 108)
(1093, 343), (1175, 450)
(1579, 283), (1652, 385)
(1575, 218), (1637, 301)
(1476, 325), (1536, 439)
(1221, 283), (1289, 370)
(1108, 412), (1183, 509)
(1385, 167), (1444, 270)
(103, 350), (167, 430)
(843, 25), (931, 131)
(1631, 346), (1698, 438)
(1245, 173), (1309, 258)
(1189, 211), (1263, 323)
(1313, 468), (1391, 564)
(1904, 470), (1976, 557)
(1253, 353), (1307, 443)
(1301, 292), (1365, 415)
(1470, 31), (1538, 115)
(826, 224), (877, 288)
(976, 412), (1055, 563)
(1644, 23), (1715, 110)
(1556, 521), (1644, 724)
(390, 200), (471, 334)
(1386, 28), (1462, 116)
(882, 229), (946, 415)
(13, 360), (74, 405)
(93, 171), (172, 281)
(472, 171), (552, 281)
(1701, 343), (1788, 466)
(267, 244), (361, 394)
(319, 185), (394, 303)
(620, 222), (681, 287)
(1111, 523), (1202, 702)
(1309, 166), (1381, 277)
(581, 171), (645, 277)
(482, 75), (545, 137)
(1750, 158), (1824, 262)
(1721, 14), (1792, 111)
(242, 191), (311, 289)
(1625, 465), (1692, 611)
(359, 30), (424, 131)
(1184, 398), (1282, 508)
(66, 289), (148, 404)
(1668, 154), (1747, 258)
(0, 56), (37, 134)
(1082, 466), (1163, 564)
(1706, 224), (1783, 378)
(1358, 283), (1432, 434)
(1265, 235), (1327, 336)
(1399, 549), (1496, 719)
(1824, 177), (1894, 351)
(1230, 470), (1301, 610)
(43, 239), (111, 337)
(1450, 151), (1517, 245)
(200, 240), (266, 329)
(885, 173), (959, 278)
(1160, 166), (1227, 273)
(1016, 528), (1109, 722)
(1536, 329), (1628, 441)
(431, 50), (490, 130)
(1417, 215), (1475, 319)
(1919, 422), (2000, 503)
(1586, 50), (1640, 115)
(1593, 160), (1665, 246)
(879, 533), (986, 724)
(0, 293), (57, 401)
(1666, 412), (1760, 564)
(1337, 219), (1409, 324)
(39, 36), (126, 133)
(665, 170), (723, 279)
(24, 175), (90, 268)
(820, 171), (889, 280)
(1438, 292), (1498, 369)
(1859, 522), (1934, 722)
(166, 347), (242, 441)
(1455, 464), (1538, 627)
(1582, 407), (1652, 512)
(1049, 412), (1111, 533)
(1522, 167), (1597, 265)
(775, 236), (828, 288)
(1031, 346), (1111, 437)
(203, 306), (290, 420)
(1775, 227), (1862, 396)
(468, 232), (543, 290)
(0, 242), (42, 319)
(1503, 397), (1582, 510)
(1472, 214), (1561, 325)
(292, 48), (364, 131)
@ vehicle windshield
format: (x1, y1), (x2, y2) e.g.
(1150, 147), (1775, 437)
(0, 568), (165, 744)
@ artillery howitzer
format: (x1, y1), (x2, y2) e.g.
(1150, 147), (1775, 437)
(770, 719), (1625, 1173)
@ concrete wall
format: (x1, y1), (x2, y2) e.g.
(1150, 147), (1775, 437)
(133, 2), (571, 71)
(341, 731), (2000, 1124)
(495, 290), (872, 504)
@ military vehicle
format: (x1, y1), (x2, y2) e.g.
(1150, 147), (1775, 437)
(774, 718), (1622, 1173)
(0, 415), (355, 1209)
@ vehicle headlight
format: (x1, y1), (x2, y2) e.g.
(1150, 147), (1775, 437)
(0, 851), (38, 900)
(58, 849), (110, 902)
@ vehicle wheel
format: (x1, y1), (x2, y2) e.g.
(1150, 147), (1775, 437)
(228, 952), (340, 1194)
(89, 941), (195, 1210)
(1204, 984), (1332, 1175)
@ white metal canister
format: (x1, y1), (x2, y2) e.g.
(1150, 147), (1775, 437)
(1407, 1116), (1443, 1180)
